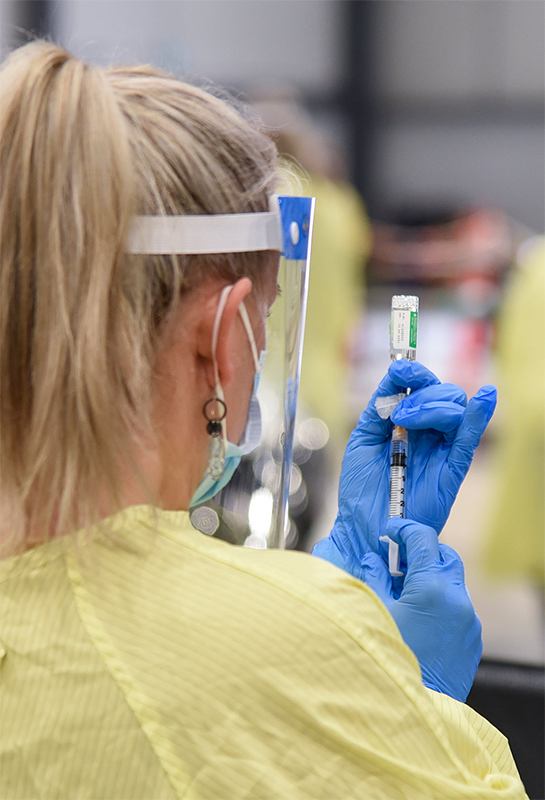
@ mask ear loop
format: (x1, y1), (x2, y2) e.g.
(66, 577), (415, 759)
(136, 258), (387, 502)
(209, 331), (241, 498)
(211, 285), (234, 442)
(210, 285), (262, 442)
(238, 303), (261, 372)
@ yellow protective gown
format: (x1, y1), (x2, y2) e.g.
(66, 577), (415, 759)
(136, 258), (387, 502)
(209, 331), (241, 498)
(483, 236), (545, 585)
(1, 506), (527, 799)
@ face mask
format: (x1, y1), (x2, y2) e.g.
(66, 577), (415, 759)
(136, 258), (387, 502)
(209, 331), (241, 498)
(190, 286), (266, 507)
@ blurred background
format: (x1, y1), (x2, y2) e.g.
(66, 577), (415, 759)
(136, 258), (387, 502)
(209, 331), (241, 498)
(1, 1), (543, 793)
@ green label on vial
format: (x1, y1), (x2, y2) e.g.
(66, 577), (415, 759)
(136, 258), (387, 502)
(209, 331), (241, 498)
(409, 311), (418, 348)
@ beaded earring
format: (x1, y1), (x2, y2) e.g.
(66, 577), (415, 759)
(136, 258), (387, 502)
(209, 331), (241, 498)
(203, 398), (227, 480)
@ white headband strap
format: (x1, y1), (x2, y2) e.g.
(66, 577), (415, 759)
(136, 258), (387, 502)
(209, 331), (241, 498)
(127, 202), (282, 256)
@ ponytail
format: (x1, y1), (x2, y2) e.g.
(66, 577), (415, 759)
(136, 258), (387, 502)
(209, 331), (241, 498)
(0, 42), (140, 553)
(0, 42), (277, 555)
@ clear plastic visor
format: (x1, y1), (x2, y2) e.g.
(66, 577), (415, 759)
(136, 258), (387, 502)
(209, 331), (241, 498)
(190, 196), (315, 549)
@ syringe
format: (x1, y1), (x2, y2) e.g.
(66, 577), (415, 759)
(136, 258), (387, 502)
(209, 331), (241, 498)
(382, 295), (419, 576)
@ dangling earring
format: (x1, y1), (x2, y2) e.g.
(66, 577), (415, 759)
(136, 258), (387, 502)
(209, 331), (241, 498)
(203, 398), (227, 480)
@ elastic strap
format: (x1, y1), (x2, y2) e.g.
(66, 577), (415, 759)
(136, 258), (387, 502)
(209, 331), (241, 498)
(127, 208), (282, 255)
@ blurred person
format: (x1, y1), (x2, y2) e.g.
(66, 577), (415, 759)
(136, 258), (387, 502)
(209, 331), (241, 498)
(255, 97), (371, 453)
(254, 98), (370, 551)
(483, 235), (545, 591)
(0, 42), (527, 800)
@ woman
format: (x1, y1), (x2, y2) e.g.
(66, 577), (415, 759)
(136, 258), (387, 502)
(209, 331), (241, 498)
(0, 42), (526, 799)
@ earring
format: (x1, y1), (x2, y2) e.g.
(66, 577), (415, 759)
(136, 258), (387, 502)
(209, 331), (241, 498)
(203, 398), (227, 480)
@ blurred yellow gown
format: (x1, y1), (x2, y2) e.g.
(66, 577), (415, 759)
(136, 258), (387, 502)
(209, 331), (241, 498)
(298, 175), (371, 449)
(484, 236), (545, 585)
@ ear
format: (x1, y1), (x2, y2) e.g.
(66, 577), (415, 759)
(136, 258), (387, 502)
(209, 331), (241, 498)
(199, 277), (253, 390)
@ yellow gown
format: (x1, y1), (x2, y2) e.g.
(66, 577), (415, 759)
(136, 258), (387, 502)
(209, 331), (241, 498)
(1, 506), (526, 799)
(483, 236), (545, 585)
(297, 175), (371, 449)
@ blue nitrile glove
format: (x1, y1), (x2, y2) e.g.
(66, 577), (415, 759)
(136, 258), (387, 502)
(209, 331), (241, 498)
(361, 517), (483, 702)
(313, 361), (497, 579)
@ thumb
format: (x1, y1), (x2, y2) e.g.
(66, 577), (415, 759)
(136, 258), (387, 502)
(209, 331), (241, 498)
(361, 552), (394, 607)
(385, 517), (441, 573)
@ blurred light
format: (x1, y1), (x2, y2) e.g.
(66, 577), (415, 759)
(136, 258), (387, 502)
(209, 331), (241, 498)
(284, 520), (298, 549)
(289, 481), (308, 513)
(293, 442), (312, 465)
(248, 487), (274, 540)
(258, 387), (279, 418)
(297, 418), (330, 451)
(258, 387), (280, 438)
(261, 461), (304, 496)
(289, 464), (302, 495)
(244, 534), (268, 550)
(261, 461), (281, 492)
(252, 451), (269, 482)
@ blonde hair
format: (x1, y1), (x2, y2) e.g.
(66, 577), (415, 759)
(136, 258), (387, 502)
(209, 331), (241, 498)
(0, 41), (278, 555)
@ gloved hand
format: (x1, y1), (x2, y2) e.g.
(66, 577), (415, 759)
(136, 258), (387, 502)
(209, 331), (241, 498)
(361, 517), (482, 702)
(313, 361), (496, 578)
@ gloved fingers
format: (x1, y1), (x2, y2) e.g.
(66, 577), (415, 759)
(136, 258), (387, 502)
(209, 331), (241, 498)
(391, 383), (467, 436)
(348, 371), (399, 445)
(312, 535), (352, 573)
(438, 544), (482, 659)
(385, 517), (440, 573)
(361, 552), (394, 606)
(395, 383), (467, 412)
(447, 386), (497, 480)
(392, 401), (465, 436)
(388, 360), (441, 391)
(351, 361), (442, 445)
(364, 361), (442, 416)
(438, 542), (466, 582)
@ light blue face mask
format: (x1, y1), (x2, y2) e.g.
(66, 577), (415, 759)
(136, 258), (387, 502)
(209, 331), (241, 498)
(190, 286), (266, 507)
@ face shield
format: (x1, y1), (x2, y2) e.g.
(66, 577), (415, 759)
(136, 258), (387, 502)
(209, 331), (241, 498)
(128, 195), (315, 549)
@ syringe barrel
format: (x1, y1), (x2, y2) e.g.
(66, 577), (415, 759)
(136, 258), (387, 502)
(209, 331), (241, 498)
(385, 295), (419, 576)
(389, 427), (408, 519)
(390, 295), (419, 362)
(391, 426), (409, 446)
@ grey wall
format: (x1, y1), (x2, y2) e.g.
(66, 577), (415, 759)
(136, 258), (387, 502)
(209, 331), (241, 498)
(53, 0), (346, 94)
(1, 0), (543, 230)
(370, 0), (545, 229)
(376, 1), (543, 101)
(0, 0), (19, 55)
